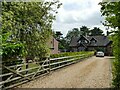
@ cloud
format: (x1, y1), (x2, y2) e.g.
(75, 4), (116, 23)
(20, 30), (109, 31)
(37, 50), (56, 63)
(63, 0), (93, 11)
(80, 11), (104, 26)
(52, 0), (105, 37)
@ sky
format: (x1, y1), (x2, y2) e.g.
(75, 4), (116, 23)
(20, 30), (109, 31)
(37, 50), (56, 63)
(52, 0), (107, 37)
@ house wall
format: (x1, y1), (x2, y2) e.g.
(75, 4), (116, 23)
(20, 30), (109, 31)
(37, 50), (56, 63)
(78, 46), (85, 51)
(71, 45), (112, 56)
(88, 46), (113, 56)
(88, 46), (106, 52)
(69, 35), (113, 56)
(50, 38), (59, 54)
(48, 36), (59, 54)
(88, 47), (95, 51)
(70, 47), (78, 52)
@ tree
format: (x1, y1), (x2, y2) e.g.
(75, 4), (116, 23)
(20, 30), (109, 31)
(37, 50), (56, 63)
(2, 1), (61, 64)
(65, 28), (81, 44)
(100, 1), (120, 87)
(80, 26), (90, 36)
(58, 37), (69, 51)
(53, 31), (63, 40)
(52, 31), (69, 52)
(89, 27), (104, 36)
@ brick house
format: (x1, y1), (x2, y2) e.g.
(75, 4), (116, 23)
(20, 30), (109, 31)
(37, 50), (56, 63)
(48, 36), (59, 54)
(69, 35), (113, 56)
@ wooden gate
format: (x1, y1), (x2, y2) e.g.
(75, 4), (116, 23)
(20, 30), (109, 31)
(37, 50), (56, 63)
(0, 54), (91, 89)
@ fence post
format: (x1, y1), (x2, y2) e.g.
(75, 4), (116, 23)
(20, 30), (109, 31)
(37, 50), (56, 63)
(47, 56), (51, 73)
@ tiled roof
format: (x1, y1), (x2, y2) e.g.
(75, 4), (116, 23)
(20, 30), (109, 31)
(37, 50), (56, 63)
(69, 37), (79, 47)
(69, 35), (112, 47)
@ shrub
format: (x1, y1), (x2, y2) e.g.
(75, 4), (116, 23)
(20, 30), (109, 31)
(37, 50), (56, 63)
(50, 51), (94, 58)
(2, 43), (24, 65)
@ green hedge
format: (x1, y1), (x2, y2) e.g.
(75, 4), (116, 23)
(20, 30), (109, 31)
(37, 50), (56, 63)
(50, 51), (94, 69)
(50, 51), (94, 58)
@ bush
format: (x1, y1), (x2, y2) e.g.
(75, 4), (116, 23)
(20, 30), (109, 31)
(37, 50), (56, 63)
(112, 33), (120, 88)
(50, 51), (94, 58)
(2, 43), (24, 65)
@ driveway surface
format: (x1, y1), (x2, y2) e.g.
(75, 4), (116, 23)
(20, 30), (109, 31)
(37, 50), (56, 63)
(18, 56), (112, 88)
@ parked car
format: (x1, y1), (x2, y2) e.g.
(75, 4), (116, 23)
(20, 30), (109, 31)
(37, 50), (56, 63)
(96, 51), (104, 57)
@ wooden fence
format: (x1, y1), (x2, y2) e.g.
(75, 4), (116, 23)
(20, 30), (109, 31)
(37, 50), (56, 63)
(0, 53), (93, 89)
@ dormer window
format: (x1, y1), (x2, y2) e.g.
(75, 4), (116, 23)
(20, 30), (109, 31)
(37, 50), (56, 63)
(91, 40), (96, 43)
(78, 40), (88, 44)
(90, 38), (97, 44)
(85, 40), (88, 43)
(78, 35), (89, 44)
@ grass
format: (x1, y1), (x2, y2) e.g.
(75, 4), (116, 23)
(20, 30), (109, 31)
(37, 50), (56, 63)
(19, 52), (94, 75)
(21, 63), (39, 74)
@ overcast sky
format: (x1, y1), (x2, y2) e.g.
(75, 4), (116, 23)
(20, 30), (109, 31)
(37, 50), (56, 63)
(52, 0), (107, 37)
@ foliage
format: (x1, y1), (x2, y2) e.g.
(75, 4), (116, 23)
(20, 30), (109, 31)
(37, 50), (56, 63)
(65, 26), (104, 43)
(50, 51), (94, 58)
(52, 31), (68, 51)
(100, 1), (120, 88)
(2, 1), (61, 63)
(58, 37), (70, 51)
(89, 27), (104, 36)
(2, 43), (23, 61)
(96, 47), (105, 52)
(80, 26), (90, 36)
(65, 28), (81, 44)
(53, 31), (63, 40)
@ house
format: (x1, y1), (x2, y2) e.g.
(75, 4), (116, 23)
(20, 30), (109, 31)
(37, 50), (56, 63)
(48, 36), (59, 54)
(69, 35), (113, 56)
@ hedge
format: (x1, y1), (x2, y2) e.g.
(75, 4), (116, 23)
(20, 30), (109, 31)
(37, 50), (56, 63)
(50, 51), (94, 58)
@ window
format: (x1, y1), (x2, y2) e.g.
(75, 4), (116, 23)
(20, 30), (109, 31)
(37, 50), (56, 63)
(90, 38), (97, 44)
(50, 38), (54, 49)
(85, 40), (88, 43)
(90, 40), (96, 44)
(92, 40), (96, 43)
(79, 40), (88, 44)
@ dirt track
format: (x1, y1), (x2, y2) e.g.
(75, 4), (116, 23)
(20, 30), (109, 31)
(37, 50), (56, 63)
(18, 56), (112, 88)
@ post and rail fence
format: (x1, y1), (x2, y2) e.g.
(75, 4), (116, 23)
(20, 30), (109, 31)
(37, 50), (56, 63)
(0, 53), (94, 89)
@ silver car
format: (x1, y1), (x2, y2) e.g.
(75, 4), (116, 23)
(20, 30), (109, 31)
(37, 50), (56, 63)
(96, 51), (104, 57)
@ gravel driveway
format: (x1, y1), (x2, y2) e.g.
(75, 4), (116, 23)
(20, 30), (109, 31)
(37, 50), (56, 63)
(18, 56), (112, 88)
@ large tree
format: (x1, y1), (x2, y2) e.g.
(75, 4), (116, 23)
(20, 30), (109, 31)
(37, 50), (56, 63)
(2, 1), (61, 64)
(89, 27), (104, 36)
(100, 1), (120, 87)
(58, 37), (69, 51)
(80, 26), (90, 36)
(65, 28), (81, 44)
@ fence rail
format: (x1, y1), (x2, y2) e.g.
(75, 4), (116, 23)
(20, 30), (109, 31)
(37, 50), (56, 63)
(1, 53), (93, 89)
